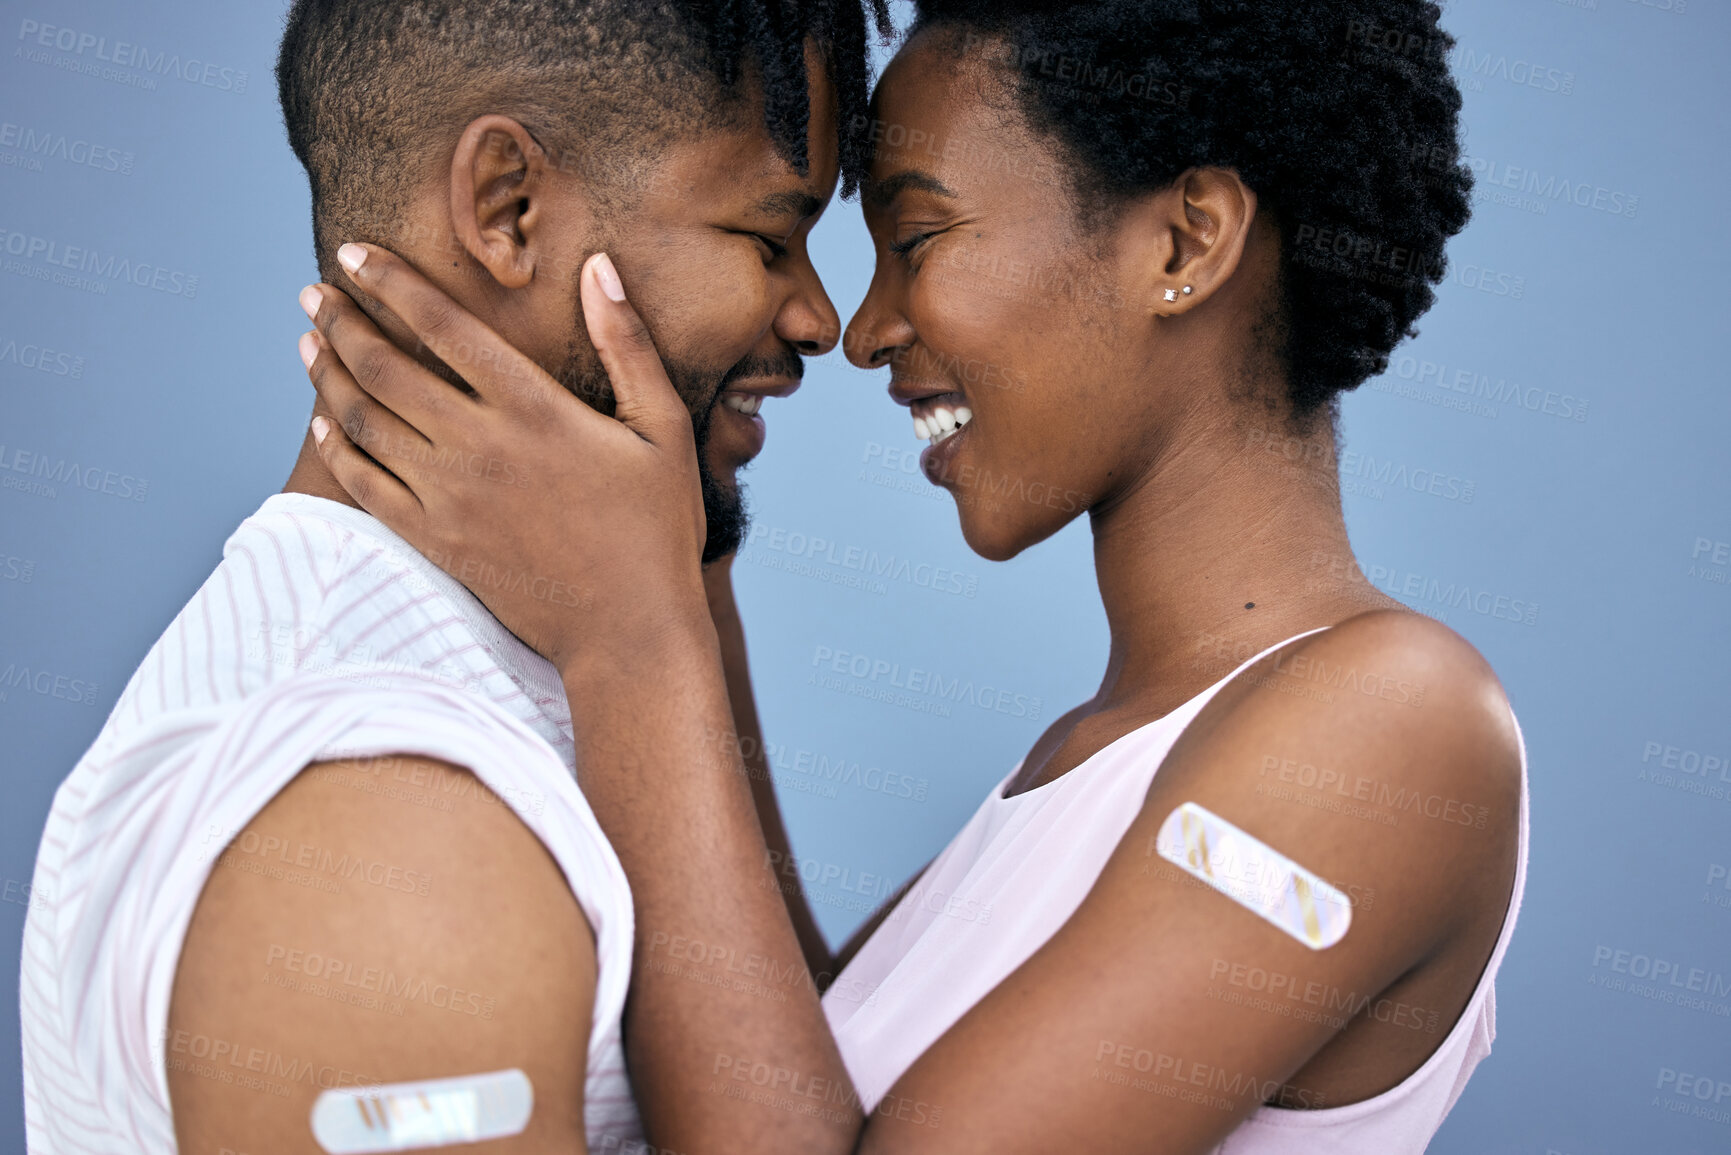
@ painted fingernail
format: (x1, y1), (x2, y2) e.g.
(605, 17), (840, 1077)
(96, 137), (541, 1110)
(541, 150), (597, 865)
(298, 331), (318, 369)
(593, 252), (626, 303)
(337, 243), (367, 274)
(311, 416), (330, 445)
(299, 284), (322, 320)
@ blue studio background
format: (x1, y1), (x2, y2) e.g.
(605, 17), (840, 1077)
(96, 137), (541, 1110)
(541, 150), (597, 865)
(2, 1), (1727, 1152)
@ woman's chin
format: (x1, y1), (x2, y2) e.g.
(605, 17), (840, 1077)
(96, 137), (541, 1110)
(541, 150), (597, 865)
(953, 496), (1085, 563)
(954, 505), (1032, 563)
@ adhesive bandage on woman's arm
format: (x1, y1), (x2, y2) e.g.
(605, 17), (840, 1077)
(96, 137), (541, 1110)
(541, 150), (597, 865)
(311, 1068), (533, 1153)
(1155, 802), (1352, 950)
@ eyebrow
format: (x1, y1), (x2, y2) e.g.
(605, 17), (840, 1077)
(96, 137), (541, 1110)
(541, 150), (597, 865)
(863, 170), (957, 210)
(752, 189), (826, 221)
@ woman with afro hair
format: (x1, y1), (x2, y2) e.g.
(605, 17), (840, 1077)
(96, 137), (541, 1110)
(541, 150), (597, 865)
(817, 5), (1523, 1152)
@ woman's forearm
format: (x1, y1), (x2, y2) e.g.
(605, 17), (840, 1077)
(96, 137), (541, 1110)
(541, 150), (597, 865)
(558, 602), (858, 1153)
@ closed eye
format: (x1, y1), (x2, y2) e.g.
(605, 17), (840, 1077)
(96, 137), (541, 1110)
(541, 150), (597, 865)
(889, 231), (937, 258)
(754, 234), (790, 261)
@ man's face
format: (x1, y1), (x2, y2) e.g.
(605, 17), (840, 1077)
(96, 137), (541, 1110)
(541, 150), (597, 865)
(549, 59), (843, 563)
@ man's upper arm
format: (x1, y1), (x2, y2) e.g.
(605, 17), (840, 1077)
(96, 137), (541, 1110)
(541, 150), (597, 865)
(168, 755), (598, 1154)
(858, 612), (1523, 1154)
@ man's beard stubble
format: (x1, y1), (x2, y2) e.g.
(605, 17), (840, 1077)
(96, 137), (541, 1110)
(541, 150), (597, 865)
(690, 396), (748, 566)
(558, 340), (782, 566)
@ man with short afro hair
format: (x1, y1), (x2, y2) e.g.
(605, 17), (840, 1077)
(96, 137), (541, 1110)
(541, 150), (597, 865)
(19, 4), (890, 1154)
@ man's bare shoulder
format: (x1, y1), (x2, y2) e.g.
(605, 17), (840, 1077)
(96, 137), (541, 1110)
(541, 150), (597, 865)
(168, 755), (597, 1153)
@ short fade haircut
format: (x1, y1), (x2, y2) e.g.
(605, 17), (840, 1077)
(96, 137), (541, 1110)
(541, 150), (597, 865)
(911, 0), (1473, 419)
(277, 0), (892, 279)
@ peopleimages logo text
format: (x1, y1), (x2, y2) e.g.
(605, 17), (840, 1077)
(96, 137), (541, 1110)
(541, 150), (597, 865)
(0, 444), (149, 501)
(0, 121), (133, 174)
(811, 645), (1043, 720)
(0, 228), (198, 298)
(1465, 155), (1639, 219)
(15, 19), (249, 93)
(0, 336), (84, 378)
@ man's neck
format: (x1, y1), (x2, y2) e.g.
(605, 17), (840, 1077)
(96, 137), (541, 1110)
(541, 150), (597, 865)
(281, 412), (364, 511)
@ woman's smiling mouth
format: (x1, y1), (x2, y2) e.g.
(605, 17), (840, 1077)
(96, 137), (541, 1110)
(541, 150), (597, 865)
(909, 391), (973, 444)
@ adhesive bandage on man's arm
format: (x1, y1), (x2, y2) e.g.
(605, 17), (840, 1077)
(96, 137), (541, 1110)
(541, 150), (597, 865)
(312, 1068), (533, 1153)
(1155, 801), (1352, 950)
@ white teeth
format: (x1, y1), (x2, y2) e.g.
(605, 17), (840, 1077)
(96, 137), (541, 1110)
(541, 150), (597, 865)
(910, 396), (972, 445)
(721, 393), (762, 416)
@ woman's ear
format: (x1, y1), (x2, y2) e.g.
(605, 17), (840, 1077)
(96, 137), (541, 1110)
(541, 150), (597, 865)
(448, 115), (550, 291)
(1123, 167), (1259, 316)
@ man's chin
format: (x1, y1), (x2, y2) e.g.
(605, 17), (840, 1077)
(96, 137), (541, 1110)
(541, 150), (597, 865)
(698, 459), (749, 566)
(706, 396), (769, 470)
(699, 453), (756, 498)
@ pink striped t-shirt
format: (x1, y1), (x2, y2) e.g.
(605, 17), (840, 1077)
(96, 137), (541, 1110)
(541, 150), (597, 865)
(20, 493), (643, 1153)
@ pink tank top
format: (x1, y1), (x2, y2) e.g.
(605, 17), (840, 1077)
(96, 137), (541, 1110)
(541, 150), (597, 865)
(822, 628), (1529, 1153)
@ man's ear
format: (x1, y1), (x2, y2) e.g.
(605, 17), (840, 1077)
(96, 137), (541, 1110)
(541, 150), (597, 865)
(1120, 167), (1259, 316)
(449, 115), (549, 291)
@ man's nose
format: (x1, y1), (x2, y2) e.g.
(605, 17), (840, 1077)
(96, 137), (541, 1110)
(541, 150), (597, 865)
(776, 266), (840, 357)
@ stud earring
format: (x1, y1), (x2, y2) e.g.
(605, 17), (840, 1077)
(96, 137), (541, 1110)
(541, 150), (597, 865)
(1163, 289), (1178, 303)
(1182, 285), (1194, 295)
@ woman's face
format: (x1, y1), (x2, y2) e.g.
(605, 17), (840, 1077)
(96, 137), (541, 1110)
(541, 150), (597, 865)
(845, 30), (1177, 561)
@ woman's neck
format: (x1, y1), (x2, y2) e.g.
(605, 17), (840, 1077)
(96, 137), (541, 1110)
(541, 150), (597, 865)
(1086, 409), (1395, 710)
